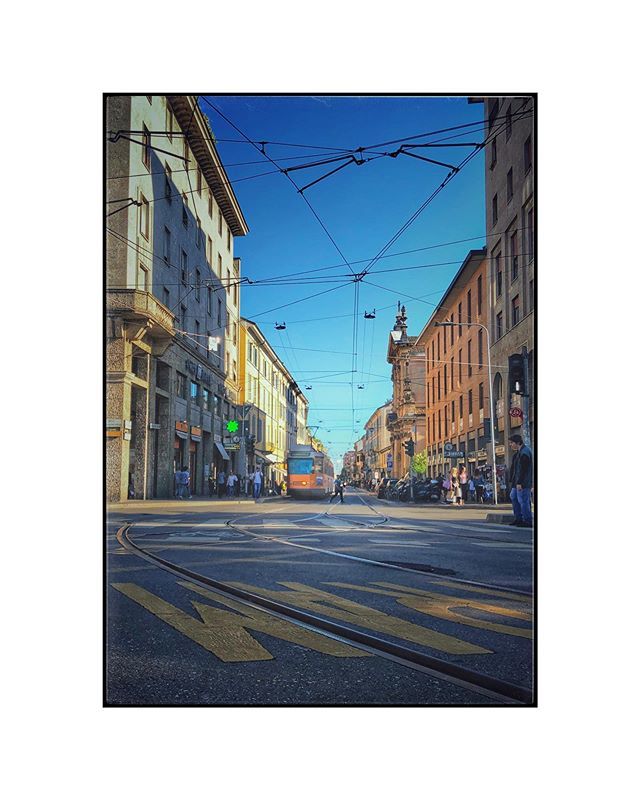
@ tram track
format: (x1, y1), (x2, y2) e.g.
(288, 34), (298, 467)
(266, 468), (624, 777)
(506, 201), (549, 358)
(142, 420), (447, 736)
(115, 522), (533, 705)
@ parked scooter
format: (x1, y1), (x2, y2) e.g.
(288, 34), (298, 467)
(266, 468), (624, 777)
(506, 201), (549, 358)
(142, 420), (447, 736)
(413, 478), (443, 503)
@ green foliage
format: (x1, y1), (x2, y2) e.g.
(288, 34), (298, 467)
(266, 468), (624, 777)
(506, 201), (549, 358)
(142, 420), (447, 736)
(412, 450), (428, 475)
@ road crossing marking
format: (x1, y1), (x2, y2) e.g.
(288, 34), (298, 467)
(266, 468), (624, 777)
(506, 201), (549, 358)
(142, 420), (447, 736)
(111, 582), (368, 662)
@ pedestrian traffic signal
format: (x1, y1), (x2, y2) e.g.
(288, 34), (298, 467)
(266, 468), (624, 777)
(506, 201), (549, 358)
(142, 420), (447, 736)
(403, 439), (415, 457)
(226, 420), (239, 433)
(508, 353), (526, 395)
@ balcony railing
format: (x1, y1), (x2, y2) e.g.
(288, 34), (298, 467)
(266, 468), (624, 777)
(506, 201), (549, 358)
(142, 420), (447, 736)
(107, 289), (175, 334)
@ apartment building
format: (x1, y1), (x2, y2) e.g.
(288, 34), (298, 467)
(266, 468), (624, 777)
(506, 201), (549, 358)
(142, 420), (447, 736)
(363, 401), (393, 481)
(386, 304), (426, 478)
(239, 318), (309, 486)
(473, 95), (535, 470)
(415, 249), (490, 477)
(106, 95), (249, 501)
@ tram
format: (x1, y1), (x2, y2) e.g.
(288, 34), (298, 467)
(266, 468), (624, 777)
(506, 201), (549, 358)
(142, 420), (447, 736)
(286, 445), (334, 499)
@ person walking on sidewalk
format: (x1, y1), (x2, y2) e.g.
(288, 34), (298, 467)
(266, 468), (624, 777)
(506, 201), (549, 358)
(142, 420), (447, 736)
(474, 471), (485, 503)
(329, 477), (344, 503)
(508, 434), (533, 527)
(252, 467), (263, 500)
(459, 465), (469, 506)
(217, 469), (226, 499)
(176, 466), (191, 499)
(226, 471), (238, 497)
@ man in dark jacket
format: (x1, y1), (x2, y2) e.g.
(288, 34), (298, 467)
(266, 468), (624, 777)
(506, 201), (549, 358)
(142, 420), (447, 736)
(508, 434), (533, 527)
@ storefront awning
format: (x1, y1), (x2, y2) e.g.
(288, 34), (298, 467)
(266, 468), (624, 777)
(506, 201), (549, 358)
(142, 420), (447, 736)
(215, 442), (230, 460)
(263, 453), (279, 464)
(175, 430), (188, 440)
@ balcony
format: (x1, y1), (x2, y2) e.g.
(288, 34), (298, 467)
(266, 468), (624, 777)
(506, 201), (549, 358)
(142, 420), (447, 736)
(107, 289), (175, 338)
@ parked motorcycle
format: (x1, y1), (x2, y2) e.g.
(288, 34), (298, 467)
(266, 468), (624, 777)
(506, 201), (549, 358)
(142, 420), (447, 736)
(413, 478), (443, 504)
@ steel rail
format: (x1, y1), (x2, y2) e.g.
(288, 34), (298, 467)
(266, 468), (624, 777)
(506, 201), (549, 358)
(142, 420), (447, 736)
(114, 523), (533, 705)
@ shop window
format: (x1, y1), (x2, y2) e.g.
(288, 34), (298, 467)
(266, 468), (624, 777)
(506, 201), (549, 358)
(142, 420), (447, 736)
(190, 381), (199, 404)
(203, 388), (211, 411)
(176, 372), (187, 399)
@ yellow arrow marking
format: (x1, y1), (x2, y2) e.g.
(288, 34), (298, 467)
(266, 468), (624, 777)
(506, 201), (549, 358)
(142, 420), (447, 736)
(228, 581), (491, 655)
(327, 581), (532, 639)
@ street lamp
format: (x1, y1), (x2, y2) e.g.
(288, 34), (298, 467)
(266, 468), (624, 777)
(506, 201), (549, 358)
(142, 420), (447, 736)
(435, 320), (498, 506)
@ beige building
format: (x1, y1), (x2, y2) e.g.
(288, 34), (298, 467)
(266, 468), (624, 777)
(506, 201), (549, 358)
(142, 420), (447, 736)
(386, 304), (426, 478)
(106, 95), (249, 501)
(239, 318), (309, 486)
(363, 401), (392, 481)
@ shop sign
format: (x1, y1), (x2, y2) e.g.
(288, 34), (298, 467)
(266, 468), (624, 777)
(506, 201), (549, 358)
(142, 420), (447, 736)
(386, 453), (393, 469)
(191, 426), (202, 437)
(495, 444), (505, 456)
(185, 359), (212, 386)
(106, 418), (121, 429)
(509, 407), (523, 418)
(176, 420), (188, 433)
(149, 423), (161, 430)
(225, 443), (240, 451)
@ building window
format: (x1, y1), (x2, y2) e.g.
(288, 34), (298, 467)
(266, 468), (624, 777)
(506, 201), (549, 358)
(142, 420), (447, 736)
(227, 227), (231, 252)
(438, 410), (441, 439)
(496, 253), (503, 297)
(450, 315), (454, 345)
(217, 298), (222, 327)
(217, 253), (222, 277)
(436, 332), (440, 361)
(208, 190), (213, 218)
(507, 168), (513, 202)
(477, 275), (482, 315)
(203, 388), (211, 411)
(136, 263), (148, 291)
(457, 302), (462, 336)
(490, 138), (497, 169)
(512, 295), (521, 326)
(218, 209), (223, 236)
(451, 401), (455, 429)
(190, 381), (199, 404)
(467, 340), (472, 377)
(196, 217), (202, 248)
(163, 227), (171, 262)
(488, 99), (499, 129)
(142, 124), (151, 170)
(506, 105), (512, 140)
(443, 325), (447, 354)
(458, 350), (462, 384)
(139, 194), (149, 239)
(496, 311), (503, 339)
(492, 193), (498, 227)
(437, 373), (441, 401)
(479, 383), (484, 410)
(510, 230), (518, 280)
(527, 207), (534, 262)
(444, 406), (448, 434)
(467, 290), (472, 324)
(524, 136), (532, 173)
(444, 365), (448, 397)
(450, 356), (454, 392)
(468, 389), (473, 414)
(197, 167), (202, 196)
(163, 287), (170, 308)
(166, 105), (175, 141)
(195, 319), (200, 346)
(182, 195), (189, 228)
(183, 139), (189, 163)
(180, 305), (186, 331)
(478, 329), (483, 368)
(459, 395), (463, 419)
(195, 269), (201, 301)
(181, 250), (188, 285)
(233, 321), (237, 344)
(233, 283), (238, 307)
(164, 164), (172, 202)
(176, 372), (187, 399)
(232, 359), (237, 381)
(226, 268), (231, 294)
(207, 287), (212, 315)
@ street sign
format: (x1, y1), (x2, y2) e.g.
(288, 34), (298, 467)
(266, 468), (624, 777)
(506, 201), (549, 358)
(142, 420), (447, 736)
(444, 450), (465, 458)
(225, 444), (240, 451)
(444, 442), (453, 452)
(509, 407), (523, 418)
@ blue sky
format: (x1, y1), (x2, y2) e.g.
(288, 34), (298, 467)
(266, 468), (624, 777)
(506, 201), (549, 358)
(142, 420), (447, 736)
(200, 95), (486, 470)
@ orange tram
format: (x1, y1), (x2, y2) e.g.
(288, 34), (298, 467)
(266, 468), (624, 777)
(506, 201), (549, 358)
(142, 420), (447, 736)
(286, 445), (334, 499)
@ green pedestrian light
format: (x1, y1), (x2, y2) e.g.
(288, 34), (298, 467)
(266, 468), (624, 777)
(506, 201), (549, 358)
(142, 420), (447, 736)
(226, 420), (239, 433)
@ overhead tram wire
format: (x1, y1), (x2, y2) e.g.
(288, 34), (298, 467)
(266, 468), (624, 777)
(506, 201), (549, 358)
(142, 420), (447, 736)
(199, 95), (358, 278)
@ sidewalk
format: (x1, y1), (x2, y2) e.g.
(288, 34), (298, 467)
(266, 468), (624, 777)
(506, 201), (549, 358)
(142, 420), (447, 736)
(107, 493), (287, 512)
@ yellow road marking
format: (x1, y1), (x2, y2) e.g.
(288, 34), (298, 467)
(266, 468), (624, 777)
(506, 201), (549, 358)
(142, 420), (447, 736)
(228, 581), (491, 655)
(111, 582), (367, 663)
(327, 581), (532, 639)
(431, 579), (532, 603)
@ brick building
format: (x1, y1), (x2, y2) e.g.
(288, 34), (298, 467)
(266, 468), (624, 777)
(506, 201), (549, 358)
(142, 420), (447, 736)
(416, 249), (491, 477)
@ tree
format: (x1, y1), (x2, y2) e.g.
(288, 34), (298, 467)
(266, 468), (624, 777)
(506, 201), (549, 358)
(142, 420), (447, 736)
(412, 450), (428, 475)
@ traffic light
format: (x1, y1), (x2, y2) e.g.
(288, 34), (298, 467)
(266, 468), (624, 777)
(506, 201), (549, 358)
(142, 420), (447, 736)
(508, 353), (526, 395)
(403, 439), (415, 457)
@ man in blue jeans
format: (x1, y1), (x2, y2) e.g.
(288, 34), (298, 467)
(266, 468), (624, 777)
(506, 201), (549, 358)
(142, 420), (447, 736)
(508, 434), (533, 527)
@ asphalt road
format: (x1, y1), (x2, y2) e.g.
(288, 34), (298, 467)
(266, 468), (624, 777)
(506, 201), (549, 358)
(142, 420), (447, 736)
(106, 488), (534, 706)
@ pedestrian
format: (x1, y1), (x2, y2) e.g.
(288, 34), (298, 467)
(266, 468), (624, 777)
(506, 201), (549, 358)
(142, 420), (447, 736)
(252, 467), (263, 500)
(227, 471), (237, 496)
(207, 471), (216, 498)
(468, 476), (475, 502)
(508, 434), (533, 527)
(217, 469), (226, 498)
(459, 465), (469, 506)
(449, 466), (461, 506)
(176, 465), (190, 499)
(128, 473), (135, 500)
(329, 477), (344, 503)
(474, 471), (485, 503)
